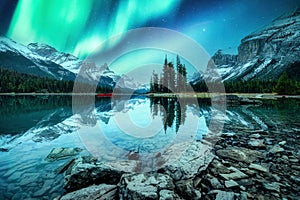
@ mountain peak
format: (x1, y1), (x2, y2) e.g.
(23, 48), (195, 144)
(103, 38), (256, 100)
(275, 7), (300, 21)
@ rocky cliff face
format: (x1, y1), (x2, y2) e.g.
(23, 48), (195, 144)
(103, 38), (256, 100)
(239, 8), (300, 62)
(212, 50), (238, 66)
(200, 8), (300, 82)
(233, 8), (300, 81)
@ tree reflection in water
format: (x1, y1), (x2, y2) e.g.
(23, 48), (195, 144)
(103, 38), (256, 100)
(150, 97), (211, 133)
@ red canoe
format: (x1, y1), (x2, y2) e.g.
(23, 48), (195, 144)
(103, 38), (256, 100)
(97, 93), (113, 97)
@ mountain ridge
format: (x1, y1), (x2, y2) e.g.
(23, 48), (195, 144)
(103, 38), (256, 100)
(191, 7), (300, 84)
(0, 36), (148, 93)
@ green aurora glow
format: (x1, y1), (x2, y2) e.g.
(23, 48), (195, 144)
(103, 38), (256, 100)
(7, 0), (180, 58)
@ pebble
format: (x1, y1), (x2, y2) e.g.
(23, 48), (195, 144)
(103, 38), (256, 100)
(263, 182), (281, 193)
(220, 171), (248, 180)
(248, 139), (265, 148)
(249, 133), (261, 138)
(270, 145), (284, 154)
(279, 141), (287, 146)
(225, 180), (239, 188)
(215, 190), (235, 200)
(249, 163), (268, 173)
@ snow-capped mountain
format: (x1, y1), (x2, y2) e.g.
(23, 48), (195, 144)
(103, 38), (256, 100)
(75, 62), (149, 93)
(192, 8), (300, 84)
(0, 36), (149, 92)
(0, 36), (76, 80)
(28, 43), (82, 74)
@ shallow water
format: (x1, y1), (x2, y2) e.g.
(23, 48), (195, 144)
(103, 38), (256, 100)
(0, 95), (299, 199)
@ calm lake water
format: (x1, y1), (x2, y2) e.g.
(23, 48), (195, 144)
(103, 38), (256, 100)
(0, 95), (299, 199)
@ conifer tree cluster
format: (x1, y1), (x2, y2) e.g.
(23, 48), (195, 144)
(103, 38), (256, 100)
(150, 55), (188, 93)
(0, 67), (113, 93)
(191, 71), (299, 95)
(273, 72), (299, 95)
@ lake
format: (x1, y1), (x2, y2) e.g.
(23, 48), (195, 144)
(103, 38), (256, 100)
(0, 95), (299, 199)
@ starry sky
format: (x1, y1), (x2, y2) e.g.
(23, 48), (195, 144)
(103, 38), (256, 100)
(0, 0), (299, 76)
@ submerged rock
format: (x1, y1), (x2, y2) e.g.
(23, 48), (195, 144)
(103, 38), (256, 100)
(45, 147), (82, 162)
(54, 159), (76, 174)
(0, 148), (9, 152)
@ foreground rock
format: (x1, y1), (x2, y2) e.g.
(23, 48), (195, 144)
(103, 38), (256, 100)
(162, 142), (214, 180)
(216, 146), (263, 163)
(60, 184), (117, 200)
(61, 142), (213, 199)
(64, 156), (124, 192)
(58, 122), (300, 200)
(194, 126), (300, 199)
(118, 173), (180, 200)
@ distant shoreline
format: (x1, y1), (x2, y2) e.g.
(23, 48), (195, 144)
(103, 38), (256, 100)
(0, 92), (300, 99)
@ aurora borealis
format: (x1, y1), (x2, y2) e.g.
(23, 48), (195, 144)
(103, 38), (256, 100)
(6, 0), (181, 58)
(1, 0), (299, 60)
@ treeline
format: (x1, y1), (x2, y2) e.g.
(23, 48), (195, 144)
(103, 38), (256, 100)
(191, 72), (299, 95)
(0, 68), (113, 93)
(150, 55), (188, 93)
(0, 68), (74, 93)
(192, 80), (276, 93)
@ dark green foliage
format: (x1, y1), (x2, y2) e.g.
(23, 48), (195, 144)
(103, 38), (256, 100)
(191, 72), (299, 94)
(224, 80), (276, 93)
(0, 68), (113, 93)
(150, 55), (188, 93)
(0, 67), (73, 93)
(273, 72), (299, 95)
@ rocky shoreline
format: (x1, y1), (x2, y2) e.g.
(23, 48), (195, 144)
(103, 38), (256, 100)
(51, 122), (300, 200)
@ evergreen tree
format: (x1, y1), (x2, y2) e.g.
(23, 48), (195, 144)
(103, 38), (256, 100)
(153, 71), (159, 93)
(162, 55), (169, 92)
(168, 62), (175, 92)
(176, 55), (183, 92)
(150, 76), (154, 93)
(273, 72), (297, 95)
(182, 64), (187, 92)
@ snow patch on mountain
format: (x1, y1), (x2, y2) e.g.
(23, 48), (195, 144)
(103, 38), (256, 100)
(28, 43), (82, 74)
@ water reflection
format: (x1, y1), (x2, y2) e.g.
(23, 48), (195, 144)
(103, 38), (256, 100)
(150, 97), (211, 133)
(0, 95), (299, 199)
(0, 95), (72, 135)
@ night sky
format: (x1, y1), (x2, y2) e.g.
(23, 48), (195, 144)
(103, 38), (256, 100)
(0, 0), (299, 75)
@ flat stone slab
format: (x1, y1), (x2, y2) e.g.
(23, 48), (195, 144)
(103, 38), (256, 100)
(45, 147), (82, 162)
(216, 147), (263, 163)
(60, 184), (117, 200)
(118, 173), (177, 200)
(249, 163), (268, 173)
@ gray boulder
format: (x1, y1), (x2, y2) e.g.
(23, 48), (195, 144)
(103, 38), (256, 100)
(118, 173), (180, 200)
(60, 184), (117, 200)
(64, 156), (124, 192)
(162, 142), (214, 180)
